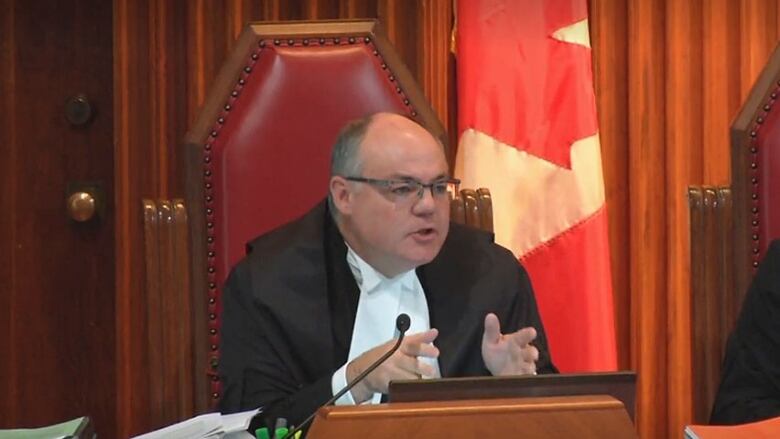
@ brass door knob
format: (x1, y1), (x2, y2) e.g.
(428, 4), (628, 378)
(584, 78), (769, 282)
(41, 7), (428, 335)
(67, 191), (96, 222)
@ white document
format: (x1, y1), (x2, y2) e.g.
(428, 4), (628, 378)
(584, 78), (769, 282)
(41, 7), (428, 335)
(131, 408), (260, 439)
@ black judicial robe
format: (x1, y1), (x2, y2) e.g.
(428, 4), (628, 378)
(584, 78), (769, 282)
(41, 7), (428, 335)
(710, 239), (780, 424)
(218, 200), (557, 427)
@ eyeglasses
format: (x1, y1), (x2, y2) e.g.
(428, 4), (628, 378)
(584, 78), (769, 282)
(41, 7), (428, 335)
(344, 176), (461, 203)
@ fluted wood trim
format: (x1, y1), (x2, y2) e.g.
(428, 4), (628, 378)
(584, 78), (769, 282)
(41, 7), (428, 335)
(687, 186), (734, 423)
(141, 199), (194, 429)
(115, 1), (153, 436)
(339, 0), (376, 18)
(590, 0), (630, 373)
(627, 1), (668, 437)
(476, 188), (493, 233)
(420, 0), (454, 151)
(142, 201), (164, 427)
(665, 0), (702, 430)
(449, 188), (492, 233)
(450, 192), (466, 225)
(460, 189), (479, 230)
(703, 0), (740, 185)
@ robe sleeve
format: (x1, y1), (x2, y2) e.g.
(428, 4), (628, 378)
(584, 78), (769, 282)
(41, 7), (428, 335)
(710, 240), (780, 424)
(218, 261), (335, 430)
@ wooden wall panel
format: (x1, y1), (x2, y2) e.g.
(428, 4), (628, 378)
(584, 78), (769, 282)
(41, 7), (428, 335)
(740, 1), (779, 100)
(108, 0), (780, 436)
(665, 0), (702, 434)
(589, 0), (630, 371)
(703, 0), (740, 185)
(2, 0), (116, 434)
(115, 1), (154, 435)
(627, 0), (669, 435)
(0, 0), (17, 424)
(420, 0), (455, 154)
(591, 0), (780, 437)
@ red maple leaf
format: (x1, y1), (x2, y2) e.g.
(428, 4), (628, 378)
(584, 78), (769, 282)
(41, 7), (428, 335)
(457, 0), (598, 169)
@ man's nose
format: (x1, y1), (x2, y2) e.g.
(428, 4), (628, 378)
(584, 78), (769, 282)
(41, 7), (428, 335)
(412, 184), (437, 213)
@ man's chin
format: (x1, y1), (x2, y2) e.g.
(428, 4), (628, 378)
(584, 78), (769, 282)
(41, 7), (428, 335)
(403, 246), (443, 268)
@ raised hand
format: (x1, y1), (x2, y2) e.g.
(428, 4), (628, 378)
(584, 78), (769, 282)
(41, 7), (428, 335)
(481, 313), (539, 376)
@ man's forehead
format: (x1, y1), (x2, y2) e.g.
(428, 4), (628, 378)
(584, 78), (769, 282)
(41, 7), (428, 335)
(359, 143), (447, 174)
(386, 171), (450, 181)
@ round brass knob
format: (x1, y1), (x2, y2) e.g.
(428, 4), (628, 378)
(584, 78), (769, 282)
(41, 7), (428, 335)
(67, 191), (96, 222)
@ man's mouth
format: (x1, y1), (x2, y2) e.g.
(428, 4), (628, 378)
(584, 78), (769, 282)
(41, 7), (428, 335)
(411, 227), (437, 241)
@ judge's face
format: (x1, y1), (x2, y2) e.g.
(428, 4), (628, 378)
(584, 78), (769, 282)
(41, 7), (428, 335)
(331, 114), (451, 278)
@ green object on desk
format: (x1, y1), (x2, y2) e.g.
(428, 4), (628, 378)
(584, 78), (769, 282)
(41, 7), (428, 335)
(273, 427), (288, 439)
(255, 427), (271, 439)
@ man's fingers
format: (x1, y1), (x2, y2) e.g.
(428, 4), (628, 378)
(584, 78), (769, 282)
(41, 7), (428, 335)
(370, 366), (419, 393)
(521, 345), (539, 363)
(509, 326), (537, 347)
(416, 360), (437, 378)
(401, 329), (439, 358)
(402, 341), (439, 358)
(388, 353), (436, 378)
(362, 329), (442, 395)
(482, 313), (501, 344)
(403, 328), (439, 344)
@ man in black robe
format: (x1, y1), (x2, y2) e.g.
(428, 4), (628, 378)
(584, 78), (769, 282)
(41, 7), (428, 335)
(218, 113), (556, 428)
(710, 239), (780, 424)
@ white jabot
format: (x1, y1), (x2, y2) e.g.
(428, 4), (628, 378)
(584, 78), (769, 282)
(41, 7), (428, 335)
(331, 244), (440, 405)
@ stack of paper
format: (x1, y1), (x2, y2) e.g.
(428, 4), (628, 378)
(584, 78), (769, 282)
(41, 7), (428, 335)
(132, 409), (259, 439)
(0, 416), (93, 439)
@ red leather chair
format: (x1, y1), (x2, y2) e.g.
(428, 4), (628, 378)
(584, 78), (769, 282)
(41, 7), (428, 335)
(688, 43), (780, 422)
(733, 53), (780, 279)
(182, 20), (449, 410)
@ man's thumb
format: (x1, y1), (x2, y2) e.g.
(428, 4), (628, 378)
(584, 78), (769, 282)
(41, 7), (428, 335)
(483, 313), (501, 344)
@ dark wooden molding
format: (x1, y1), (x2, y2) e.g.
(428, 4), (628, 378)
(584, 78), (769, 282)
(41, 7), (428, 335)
(687, 185), (734, 423)
(142, 199), (194, 429)
(451, 188), (493, 233)
(419, 0), (456, 158)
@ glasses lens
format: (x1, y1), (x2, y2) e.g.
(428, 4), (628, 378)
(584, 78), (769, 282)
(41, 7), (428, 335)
(432, 181), (449, 196)
(387, 181), (419, 199)
(368, 178), (455, 204)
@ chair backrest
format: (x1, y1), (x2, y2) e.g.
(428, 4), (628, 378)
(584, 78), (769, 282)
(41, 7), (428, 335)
(688, 42), (780, 422)
(182, 19), (449, 410)
(731, 44), (780, 294)
(451, 188), (493, 233)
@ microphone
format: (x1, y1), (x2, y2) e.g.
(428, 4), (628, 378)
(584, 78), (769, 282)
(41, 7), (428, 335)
(283, 313), (412, 438)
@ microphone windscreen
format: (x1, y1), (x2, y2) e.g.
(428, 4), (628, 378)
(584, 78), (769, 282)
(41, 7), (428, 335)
(396, 313), (411, 333)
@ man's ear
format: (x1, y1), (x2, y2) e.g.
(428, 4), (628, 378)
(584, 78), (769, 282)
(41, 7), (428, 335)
(329, 176), (353, 215)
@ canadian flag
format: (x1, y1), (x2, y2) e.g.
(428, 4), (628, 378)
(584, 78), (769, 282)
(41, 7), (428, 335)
(455, 0), (617, 371)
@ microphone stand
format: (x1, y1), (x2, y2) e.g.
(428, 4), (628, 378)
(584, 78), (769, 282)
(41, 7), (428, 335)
(283, 314), (411, 438)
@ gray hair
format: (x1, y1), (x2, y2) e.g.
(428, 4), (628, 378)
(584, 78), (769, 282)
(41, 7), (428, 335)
(330, 114), (375, 178)
(328, 114), (375, 217)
